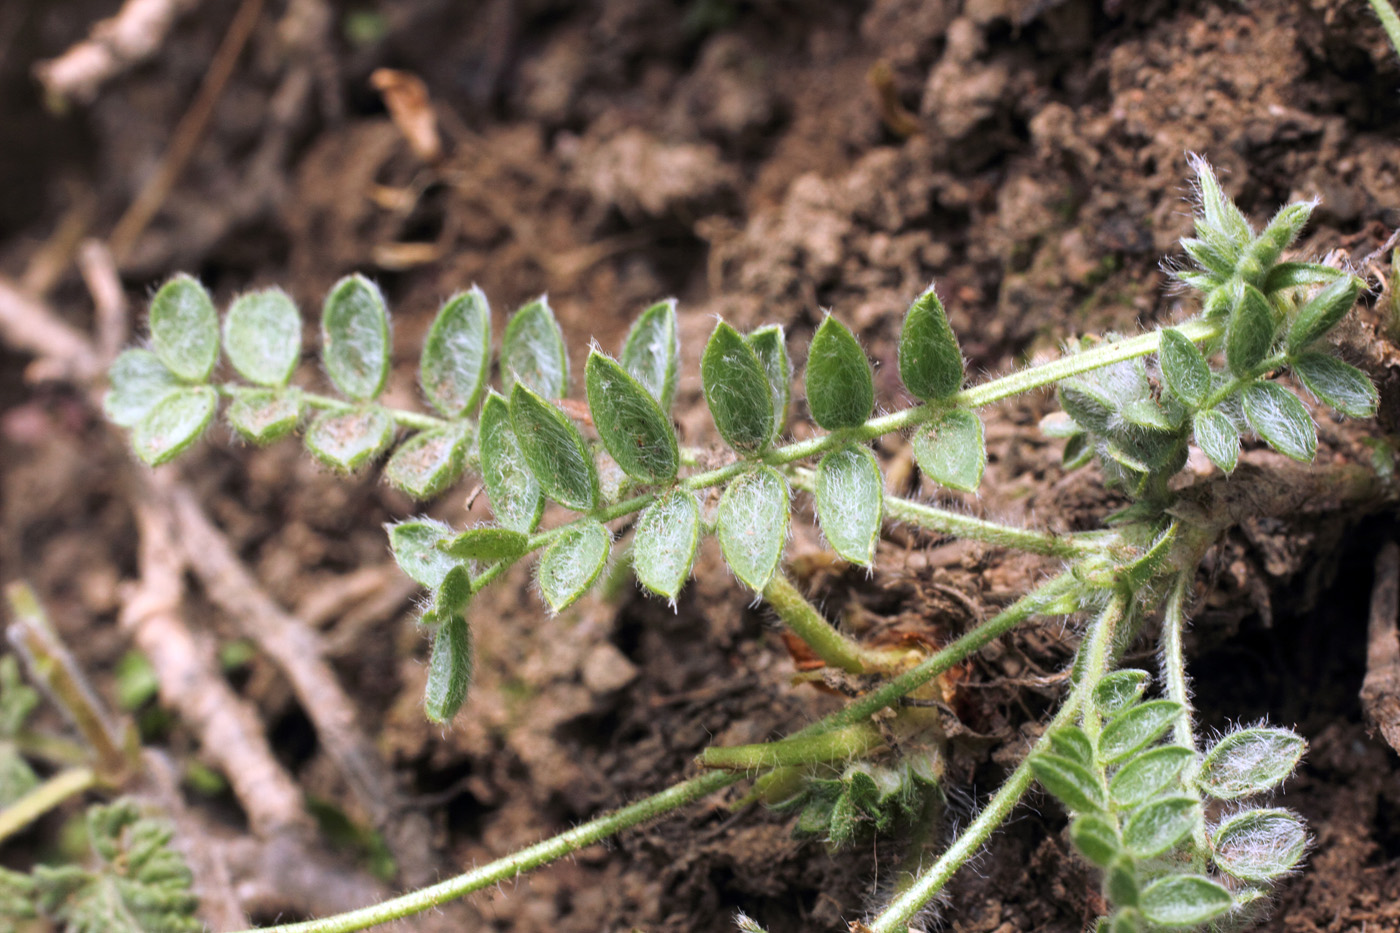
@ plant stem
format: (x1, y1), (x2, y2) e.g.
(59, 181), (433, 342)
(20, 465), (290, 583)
(866, 592), (1124, 933)
(700, 723), (885, 771)
(762, 573), (896, 674)
(1368, 0), (1400, 62)
(1161, 571), (1210, 865)
(1199, 350), (1287, 410)
(240, 770), (742, 933)
(217, 384), (453, 433)
(0, 766), (97, 846)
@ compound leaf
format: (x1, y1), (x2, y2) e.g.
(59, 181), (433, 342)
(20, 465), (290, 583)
(1192, 409), (1240, 474)
(1211, 808), (1307, 882)
(1197, 726), (1305, 800)
(899, 285), (963, 400)
(1138, 875), (1232, 927)
(509, 384), (598, 511)
(912, 409), (985, 493)
(421, 287), (491, 417)
(633, 491), (701, 600)
(149, 274), (219, 382)
(1242, 382), (1316, 462)
(439, 526), (531, 563)
(321, 274), (391, 401)
(224, 287), (301, 387)
(1159, 329), (1210, 408)
(1225, 282), (1275, 376)
(1123, 796), (1198, 858)
(620, 299), (680, 411)
(501, 296), (567, 399)
(716, 466), (788, 591)
(424, 612), (472, 723)
(1110, 746), (1193, 808)
(1099, 700), (1182, 765)
(133, 386), (216, 466)
(104, 349), (181, 428)
(1029, 753), (1105, 814)
(586, 351), (679, 483)
(815, 445), (883, 566)
(479, 392), (544, 533)
(306, 407), (395, 472)
(805, 315), (874, 430)
(384, 425), (469, 499)
(746, 325), (792, 443)
(703, 322), (774, 452)
(1292, 352), (1377, 419)
(536, 520), (610, 612)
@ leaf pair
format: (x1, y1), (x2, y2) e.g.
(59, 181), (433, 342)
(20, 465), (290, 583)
(702, 323), (789, 451)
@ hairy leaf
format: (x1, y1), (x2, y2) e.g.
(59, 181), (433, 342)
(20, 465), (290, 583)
(1242, 382), (1316, 462)
(1292, 352), (1377, 419)
(912, 409), (985, 493)
(227, 387), (302, 444)
(1212, 808), (1307, 882)
(815, 445), (883, 566)
(805, 315), (874, 430)
(1059, 380), (1116, 435)
(899, 285), (963, 400)
(1189, 153), (1252, 253)
(424, 613), (472, 723)
(510, 384), (599, 511)
(1030, 753), (1105, 813)
(224, 287), (301, 387)
(133, 386), (216, 466)
(1158, 329), (1210, 408)
(620, 299), (680, 411)
(479, 393), (544, 533)
(633, 491), (701, 600)
(305, 407), (395, 472)
(1137, 875), (1232, 927)
(747, 325), (792, 444)
(1286, 274), (1363, 353)
(1197, 727), (1305, 800)
(421, 287), (491, 417)
(1225, 282), (1276, 376)
(321, 274), (391, 401)
(384, 425), (469, 499)
(1106, 855), (1140, 908)
(1048, 725), (1095, 769)
(1099, 700), (1182, 765)
(1069, 814), (1121, 867)
(1092, 669), (1149, 718)
(0, 657), (38, 806)
(1192, 409), (1240, 474)
(439, 526), (531, 563)
(703, 322), (775, 452)
(104, 349), (181, 428)
(586, 351), (679, 483)
(1123, 796), (1198, 858)
(387, 518), (459, 589)
(716, 466), (788, 591)
(1109, 746), (1193, 808)
(1263, 261), (1343, 294)
(501, 296), (567, 399)
(537, 520), (610, 612)
(1243, 201), (1314, 277)
(149, 274), (219, 382)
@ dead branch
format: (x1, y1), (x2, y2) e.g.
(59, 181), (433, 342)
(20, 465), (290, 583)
(34, 0), (203, 105)
(0, 277), (99, 383)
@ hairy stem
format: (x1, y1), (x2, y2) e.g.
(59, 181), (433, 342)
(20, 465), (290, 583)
(0, 766), (98, 846)
(1162, 571), (1209, 864)
(700, 723), (885, 771)
(762, 572), (898, 674)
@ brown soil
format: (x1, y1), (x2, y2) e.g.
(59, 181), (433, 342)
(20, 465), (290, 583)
(2, 1), (1399, 931)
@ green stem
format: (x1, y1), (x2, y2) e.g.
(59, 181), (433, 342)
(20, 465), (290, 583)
(1368, 0), (1400, 62)
(0, 766), (97, 846)
(240, 770), (741, 933)
(1199, 351), (1286, 410)
(700, 723), (885, 771)
(217, 384), (452, 433)
(867, 591), (1124, 933)
(762, 573), (894, 674)
(1162, 571), (1209, 865)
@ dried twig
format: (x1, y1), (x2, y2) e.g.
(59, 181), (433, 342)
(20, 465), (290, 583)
(0, 277), (100, 382)
(1362, 540), (1400, 755)
(33, 0), (203, 105)
(76, 239), (130, 364)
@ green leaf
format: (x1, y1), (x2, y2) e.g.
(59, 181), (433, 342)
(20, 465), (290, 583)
(899, 285), (963, 400)
(424, 613), (472, 723)
(620, 299), (680, 411)
(1029, 753), (1105, 813)
(420, 287), (491, 417)
(1122, 796), (1198, 858)
(321, 274), (391, 401)
(1192, 409), (1240, 474)
(387, 518), (459, 588)
(1099, 700), (1182, 765)
(702, 322), (775, 452)
(0, 658), (38, 806)
(1106, 855), (1140, 908)
(536, 520), (610, 612)
(1159, 329), (1211, 408)
(149, 274), (219, 382)
(479, 392), (544, 533)
(439, 526), (531, 563)
(509, 384), (599, 511)
(0, 865), (36, 922)
(104, 349), (181, 427)
(223, 287), (301, 386)
(1062, 432), (1093, 470)
(633, 491), (701, 600)
(1242, 382), (1316, 462)
(716, 466), (789, 590)
(1121, 399), (1174, 431)
(1212, 808), (1307, 882)
(1069, 814), (1121, 867)
(1048, 725), (1095, 768)
(1137, 875), (1232, 927)
(1059, 380), (1116, 434)
(1109, 746), (1193, 808)
(384, 426), (469, 499)
(1180, 237), (1235, 278)
(805, 315), (874, 430)
(1292, 352), (1377, 418)
(305, 407), (395, 472)
(1263, 261), (1343, 294)
(1197, 726), (1306, 800)
(746, 326), (792, 444)
(132, 386), (216, 466)
(586, 351), (679, 483)
(912, 409), (986, 493)
(501, 296), (568, 399)
(815, 445), (883, 566)
(1225, 282), (1276, 376)
(1092, 669), (1149, 718)
(1287, 274), (1362, 354)
(1189, 153), (1252, 250)
(1242, 200), (1315, 278)
(226, 387), (302, 444)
